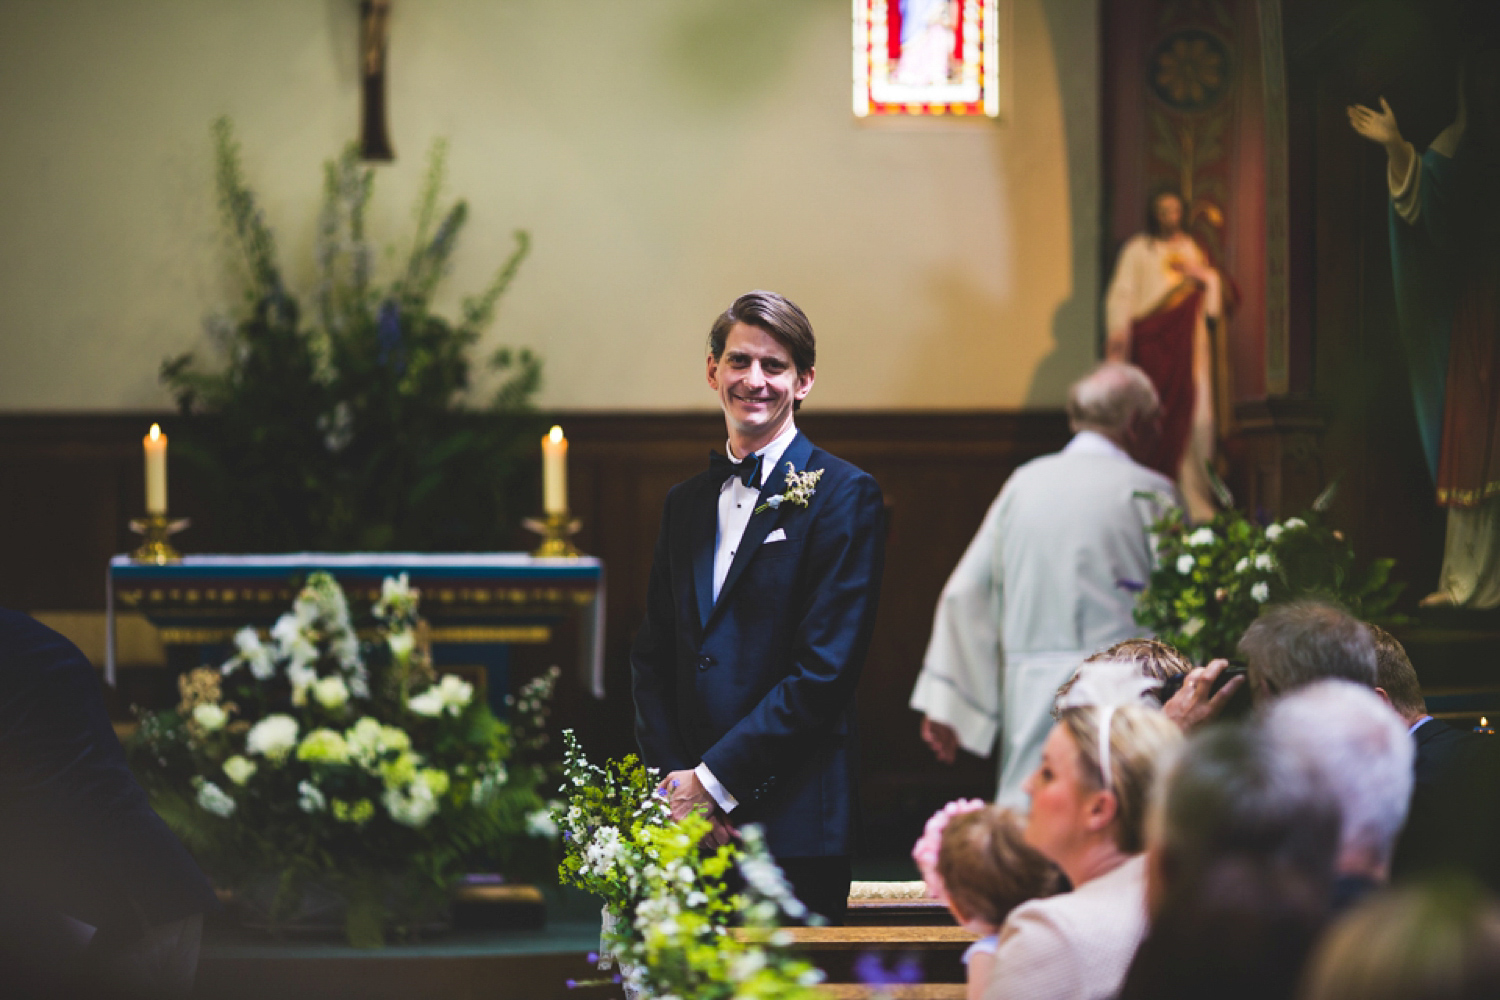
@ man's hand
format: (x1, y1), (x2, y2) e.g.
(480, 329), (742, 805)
(658, 769), (738, 847)
(1162, 658), (1244, 732)
(921, 716), (959, 765)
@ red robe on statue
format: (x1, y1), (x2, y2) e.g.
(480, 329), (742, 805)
(1130, 287), (1204, 483)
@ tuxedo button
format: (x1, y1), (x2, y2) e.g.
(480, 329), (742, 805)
(698, 654), (715, 670)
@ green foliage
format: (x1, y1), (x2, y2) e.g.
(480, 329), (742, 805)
(127, 575), (562, 946)
(1134, 506), (1405, 664)
(162, 118), (542, 552)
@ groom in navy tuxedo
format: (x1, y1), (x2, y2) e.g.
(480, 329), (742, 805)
(630, 290), (885, 924)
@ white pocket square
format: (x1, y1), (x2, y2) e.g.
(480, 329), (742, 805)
(764, 528), (787, 544)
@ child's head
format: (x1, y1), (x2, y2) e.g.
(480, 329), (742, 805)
(935, 805), (1060, 929)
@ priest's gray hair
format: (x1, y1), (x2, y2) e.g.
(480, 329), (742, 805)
(1067, 363), (1160, 433)
(1261, 679), (1414, 873)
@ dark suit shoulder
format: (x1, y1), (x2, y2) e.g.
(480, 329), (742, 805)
(799, 444), (880, 498)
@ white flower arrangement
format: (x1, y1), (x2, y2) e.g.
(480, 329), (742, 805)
(126, 573), (561, 948)
(1177, 554), (1196, 575)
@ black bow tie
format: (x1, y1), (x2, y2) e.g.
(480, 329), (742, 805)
(709, 449), (763, 489)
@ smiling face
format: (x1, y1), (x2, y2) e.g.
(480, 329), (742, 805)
(1022, 724), (1101, 866)
(707, 322), (814, 453)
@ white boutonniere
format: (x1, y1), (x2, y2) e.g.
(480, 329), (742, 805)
(754, 463), (824, 515)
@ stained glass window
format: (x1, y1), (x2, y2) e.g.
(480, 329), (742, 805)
(853, 0), (1002, 118)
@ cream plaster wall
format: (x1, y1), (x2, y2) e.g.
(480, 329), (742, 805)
(0, 0), (1099, 411)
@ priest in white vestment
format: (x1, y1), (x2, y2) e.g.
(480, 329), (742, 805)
(909, 364), (1178, 809)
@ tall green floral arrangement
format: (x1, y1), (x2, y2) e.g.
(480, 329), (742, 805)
(1133, 504), (1404, 664)
(553, 733), (825, 1000)
(162, 118), (542, 552)
(128, 573), (560, 947)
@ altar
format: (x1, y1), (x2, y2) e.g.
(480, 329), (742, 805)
(106, 553), (607, 711)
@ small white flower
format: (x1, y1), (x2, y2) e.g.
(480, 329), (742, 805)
(384, 780), (439, 828)
(387, 630), (416, 660)
(1254, 553), (1275, 571)
(245, 714), (299, 761)
(1265, 524), (1284, 542)
(1251, 581), (1271, 603)
(525, 808), (559, 839)
(1177, 554), (1196, 575)
(408, 674), (474, 717)
(192, 702), (227, 732)
(313, 674), (350, 710)
(1283, 517), (1306, 530)
(194, 778), (236, 818)
(222, 755), (257, 786)
(407, 688), (445, 717)
(298, 780), (327, 814)
(1181, 617), (1205, 638)
(1235, 557), (1250, 574)
(1187, 527), (1216, 547)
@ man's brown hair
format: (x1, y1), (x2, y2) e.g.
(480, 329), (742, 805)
(938, 806), (1059, 926)
(708, 290), (816, 375)
(1368, 623), (1425, 717)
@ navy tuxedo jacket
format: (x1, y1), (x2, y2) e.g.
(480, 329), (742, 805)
(630, 432), (885, 858)
(0, 609), (216, 943)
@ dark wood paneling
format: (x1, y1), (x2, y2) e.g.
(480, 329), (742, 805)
(0, 409), (1069, 858)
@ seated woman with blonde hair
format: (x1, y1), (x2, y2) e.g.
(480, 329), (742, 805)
(985, 662), (1184, 1000)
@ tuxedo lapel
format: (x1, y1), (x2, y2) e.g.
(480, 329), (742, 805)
(707, 433), (814, 630)
(691, 475), (718, 630)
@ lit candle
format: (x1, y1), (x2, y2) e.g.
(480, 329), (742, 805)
(144, 423), (168, 514)
(542, 425), (568, 515)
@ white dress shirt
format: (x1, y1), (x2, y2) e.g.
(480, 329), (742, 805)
(695, 422), (799, 813)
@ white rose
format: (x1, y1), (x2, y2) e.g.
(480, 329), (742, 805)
(245, 714), (299, 761)
(1254, 553), (1275, 571)
(407, 688), (445, 717)
(1177, 554), (1196, 575)
(313, 675), (350, 710)
(1187, 527), (1216, 547)
(192, 702), (227, 732)
(387, 630), (416, 660)
(222, 755), (257, 786)
(1265, 524), (1284, 542)
(1251, 581), (1271, 603)
(194, 778), (236, 818)
(437, 674), (474, 712)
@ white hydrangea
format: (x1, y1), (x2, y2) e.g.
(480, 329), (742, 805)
(1254, 553), (1275, 571)
(194, 778), (236, 818)
(192, 702), (227, 732)
(245, 714), (299, 761)
(585, 825), (625, 878)
(313, 674), (350, 710)
(1251, 581), (1271, 603)
(383, 780), (439, 828)
(1177, 554), (1196, 575)
(298, 780), (327, 814)
(1187, 527), (1216, 547)
(222, 755), (257, 786)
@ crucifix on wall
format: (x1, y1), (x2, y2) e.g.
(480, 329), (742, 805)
(360, 0), (394, 160)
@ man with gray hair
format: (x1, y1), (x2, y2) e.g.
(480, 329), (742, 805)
(910, 363), (1178, 807)
(1262, 680), (1414, 909)
(1237, 599), (1378, 703)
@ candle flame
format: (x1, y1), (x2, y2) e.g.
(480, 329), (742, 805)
(149, 423), (161, 441)
(1483, 717), (1489, 727)
(548, 425), (564, 443)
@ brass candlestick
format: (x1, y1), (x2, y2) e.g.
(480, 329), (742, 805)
(129, 512), (189, 564)
(523, 512), (582, 558)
